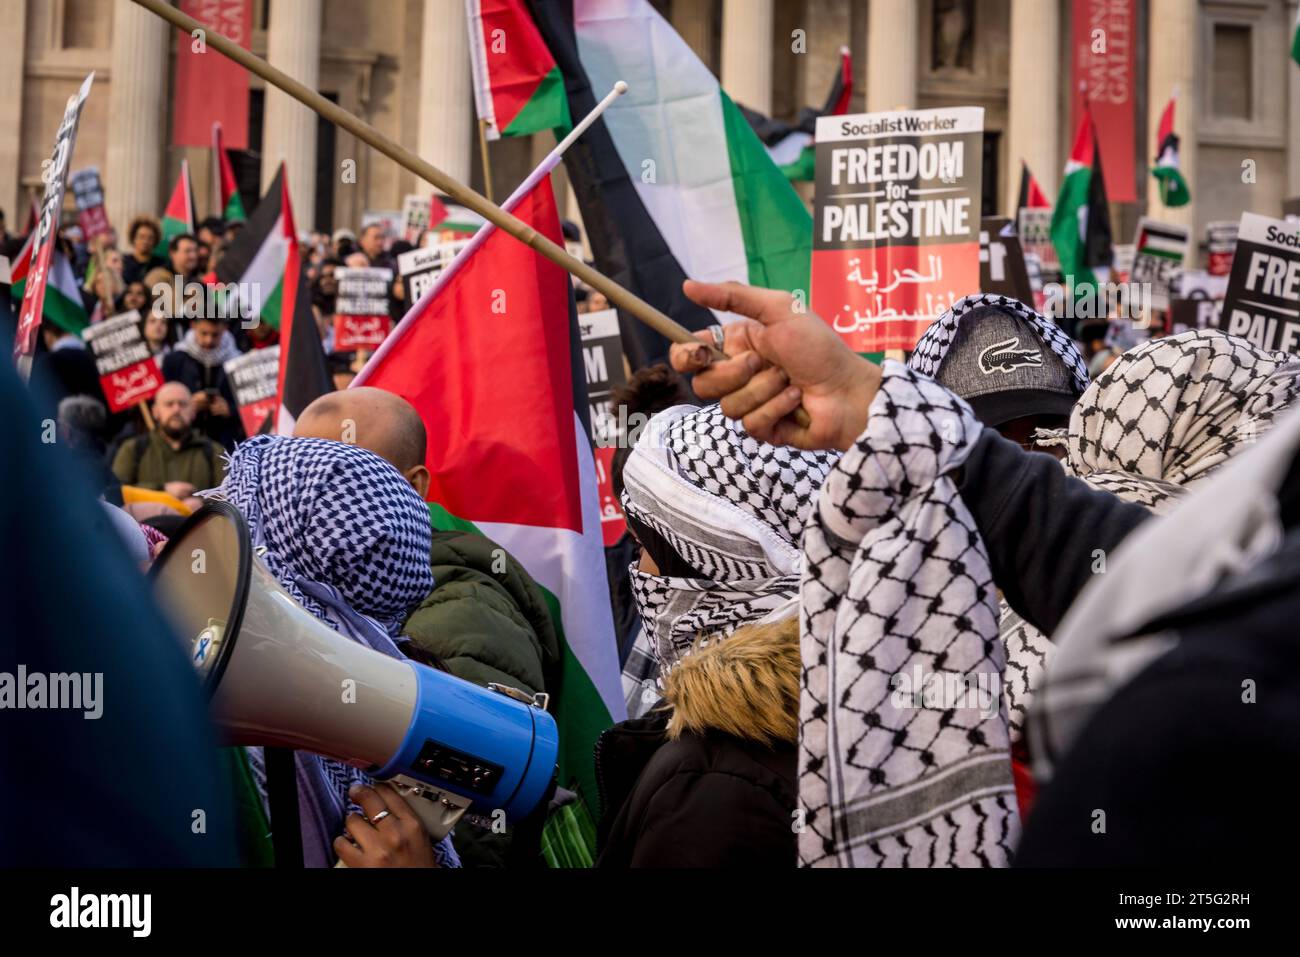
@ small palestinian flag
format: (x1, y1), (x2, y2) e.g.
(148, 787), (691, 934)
(1050, 103), (1113, 291)
(214, 165), (329, 432)
(212, 123), (247, 222)
(7, 228), (89, 335)
(1017, 161), (1051, 209)
(741, 47), (853, 182)
(1152, 94), (1190, 208)
(467, 0), (571, 140)
(156, 160), (197, 256)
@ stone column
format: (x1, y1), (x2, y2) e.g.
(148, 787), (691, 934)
(1289, 2), (1300, 198)
(417, 0), (473, 195)
(262, 0), (321, 231)
(866, 0), (919, 112)
(1147, 0), (1196, 230)
(720, 0), (774, 112)
(1005, 0), (1059, 215)
(673, 0), (717, 68)
(106, 0), (170, 233)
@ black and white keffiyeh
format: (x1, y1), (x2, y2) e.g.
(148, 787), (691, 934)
(909, 292), (1089, 394)
(620, 404), (838, 700)
(799, 362), (1018, 868)
(204, 436), (455, 867)
(175, 327), (241, 369)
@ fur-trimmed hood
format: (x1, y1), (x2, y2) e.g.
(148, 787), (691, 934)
(662, 616), (799, 746)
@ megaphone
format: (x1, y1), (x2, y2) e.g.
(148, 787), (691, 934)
(150, 500), (559, 844)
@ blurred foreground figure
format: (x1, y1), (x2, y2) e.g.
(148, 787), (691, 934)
(0, 360), (234, 866)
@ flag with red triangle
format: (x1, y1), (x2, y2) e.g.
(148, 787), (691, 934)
(467, 0), (572, 140)
(1017, 161), (1050, 210)
(1152, 94), (1190, 208)
(353, 175), (622, 811)
(1050, 104), (1113, 290)
(212, 123), (247, 222)
(156, 160), (197, 256)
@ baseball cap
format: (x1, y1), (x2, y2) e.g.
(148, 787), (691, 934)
(910, 295), (1088, 428)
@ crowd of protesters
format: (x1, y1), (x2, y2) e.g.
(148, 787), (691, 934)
(4, 194), (1298, 871)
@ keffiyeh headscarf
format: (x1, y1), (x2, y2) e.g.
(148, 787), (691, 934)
(621, 404), (838, 685)
(799, 362), (1016, 867)
(205, 436), (452, 867)
(175, 327), (241, 369)
(1002, 331), (1300, 738)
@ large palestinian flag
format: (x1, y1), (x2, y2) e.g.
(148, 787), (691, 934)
(528, 0), (813, 366)
(212, 123), (247, 222)
(7, 229), (89, 335)
(468, 0), (572, 140)
(353, 174), (622, 818)
(156, 160), (197, 256)
(1050, 104), (1113, 291)
(214, 165), (328, 433)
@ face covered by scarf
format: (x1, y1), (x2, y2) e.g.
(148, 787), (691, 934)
(620, 404), (839, 682)
(1002, 331), (1300, 740)
(204, 435), (443, 867)
(1022, 331), (1300, 777)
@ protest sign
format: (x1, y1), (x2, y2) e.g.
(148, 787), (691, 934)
(1130, 219), (1188, 311)
(1206, 221), (1238, 277)
(16, 73), (94, 362)
(81, 311), (163, 412)
(1111, 243), (1135, 284)
(402, 194), (432, 243)
(579, 307), (629, 546)
(360, 209), (403, 244)
(979, 217), (1034, 307)
(1018, 207), (1058, 276)
(333, 267), (393, 350)
(69, 167), (111, 242)
(398, 240), (470, 304)
(1219, 212), (1300, 354)
(223, 345), (280, 435)
(812, 107), (984, 352)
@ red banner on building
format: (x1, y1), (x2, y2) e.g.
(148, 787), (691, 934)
(1070, 0), (1136, 203)
(172, 0), (251, 150)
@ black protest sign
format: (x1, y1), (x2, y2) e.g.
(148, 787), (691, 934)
(397, 240), (468, 305)
(578, 308), (628, 446)
(979, 217), (1034, 307)
(1220, 212), (1300, 354)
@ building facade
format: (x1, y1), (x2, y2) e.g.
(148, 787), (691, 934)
(3, 0), (1298, 266)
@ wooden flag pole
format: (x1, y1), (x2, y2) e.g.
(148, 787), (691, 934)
(129, 0), (814, 428)
(477, 119), (495, 204)
(130, 0), (702, 355)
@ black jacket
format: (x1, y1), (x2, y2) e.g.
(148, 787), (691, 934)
(595, 709), (797, 868)
(957, 427), (1300, 865)
(160, 348), (243, 450)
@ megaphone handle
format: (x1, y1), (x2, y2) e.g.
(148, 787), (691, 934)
(266, 747), (304, 868)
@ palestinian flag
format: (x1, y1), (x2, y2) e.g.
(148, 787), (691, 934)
(528, 0), (813, 366)
(156, 160), (197, 256)
(213, 165), (327, 432)
(212, 123), (247, 222)
(353, 175), (623, 822)
(468, 0), (571, 140)
(1017, 161), (1050, 209)
(1050, 104), (1113, 292)
(7, 230), (89, 335)
(1151, 94), (1190, 208)
(215, 165), (294, 331)
(741, 46), (852, 182)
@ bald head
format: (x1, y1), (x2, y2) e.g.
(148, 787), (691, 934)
(294, 387), (427, 476)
